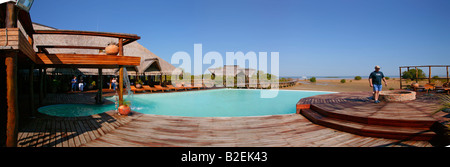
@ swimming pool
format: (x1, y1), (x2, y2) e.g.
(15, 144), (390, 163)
(38, 89), (334, 117)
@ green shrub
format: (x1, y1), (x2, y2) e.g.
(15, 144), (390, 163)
(309, 77), (316, 83)
(389, 88), (395, 90)
(385, 76), (390, 80)
(340, 79), (346, 83)
(432, 76), (440, 79)
(402, 69), (426, 80)
(354, 76), (362, 80)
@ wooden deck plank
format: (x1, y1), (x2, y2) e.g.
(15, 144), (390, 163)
(89, 118), (105, 136)
(85, 119), (101, 140)
(75, 120), (89, 145)
(69, 120), (82, 147)
(63, 120), (76, 147)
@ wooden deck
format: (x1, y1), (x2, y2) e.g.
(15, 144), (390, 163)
(17, 111), (135, 147)
(16, 91), (444, 147)
(81, 114), (432, 147)
(297, 92), (445, 141)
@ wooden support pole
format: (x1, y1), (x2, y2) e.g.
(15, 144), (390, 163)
(119, 67), (123, 105)
(5, 52), (18, 147)
(118, 38), (124, 105)
(447, 66), (449, 83)
(4, 3), (18, 147)
(29, 64), (35, 116)
(415, 67), (418, 83)
(97, 68), (103, 104)
(428, 66), (431, 83)
(109, 77), (112, 89)
(43, 68), (47, 98)
(399, 67), (402, 89)
(38, 68), (43, 106)
(6, 2), (17, 28)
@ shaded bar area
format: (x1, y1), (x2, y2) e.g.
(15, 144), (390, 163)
(0, 1), (141, 147)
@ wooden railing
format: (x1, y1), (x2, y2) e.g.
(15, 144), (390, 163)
(0, 28), (36, 62)
(399, 65), (450, 89)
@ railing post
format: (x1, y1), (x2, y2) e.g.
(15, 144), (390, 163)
(428, 66), (431, 83)
(399, 67), (402, 89)
(415, 67), (418, 83)
(447, 66), (449, 83)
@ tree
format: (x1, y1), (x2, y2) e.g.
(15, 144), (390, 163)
(402, 69), (426, 80)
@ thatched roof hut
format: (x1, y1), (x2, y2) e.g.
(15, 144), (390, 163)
(32, 23), (176, 76)
(208, 65), (256, 77)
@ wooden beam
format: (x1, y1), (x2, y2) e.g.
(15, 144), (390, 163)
(34, 30), (141, 41)
(37, 45), (105, 50)
(36, 53), (141, 67)
(122, 38), (138, 46)
(5, 52), (18, 147)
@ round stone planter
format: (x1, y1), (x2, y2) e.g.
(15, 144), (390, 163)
(379, 90), (416, 102)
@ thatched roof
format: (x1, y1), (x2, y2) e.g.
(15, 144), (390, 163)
(32, 23), (176, 76)
(209, 65), (256, 77)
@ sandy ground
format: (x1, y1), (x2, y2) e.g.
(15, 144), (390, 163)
(282, 78), (402, 92)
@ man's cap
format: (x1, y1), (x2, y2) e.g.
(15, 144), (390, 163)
(375, 65), (381, 69)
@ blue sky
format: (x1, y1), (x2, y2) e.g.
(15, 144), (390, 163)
(30, 0), (450, 77)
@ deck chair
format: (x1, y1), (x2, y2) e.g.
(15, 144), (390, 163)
(435, 82), (450, 95)
(154, 85), (170, 92)
(194, 83), (205, 89)
(175, 83), (188, 90)
(415, 83), (435, 93)
(142, 85), (159, 92)
(167, 85), (185, 91)
(184, 83), (201, 90)
(130, 85), (144, 93)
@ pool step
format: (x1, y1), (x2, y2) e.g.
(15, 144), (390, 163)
(310, 105), (437, 128)
(301, 108), (436, 141)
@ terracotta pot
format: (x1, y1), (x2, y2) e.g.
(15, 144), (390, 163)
(118, 105), (131, 115)
(411, 83), (419, 88)
(105, 44), (119, 55)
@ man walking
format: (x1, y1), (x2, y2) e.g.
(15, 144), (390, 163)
(369, 66), (387, 103)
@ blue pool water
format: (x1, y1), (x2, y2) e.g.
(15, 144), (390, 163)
(38, 89), (334, 117)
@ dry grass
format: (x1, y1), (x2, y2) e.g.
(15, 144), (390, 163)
(282, 78), (401, 92)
